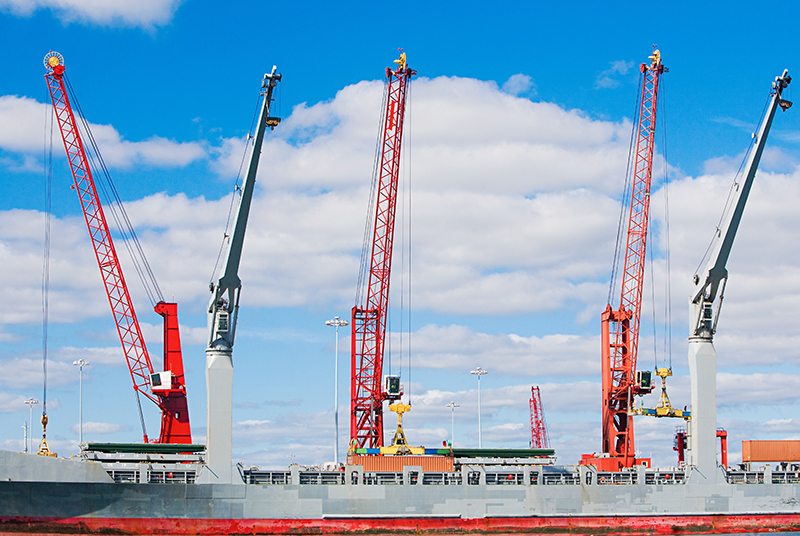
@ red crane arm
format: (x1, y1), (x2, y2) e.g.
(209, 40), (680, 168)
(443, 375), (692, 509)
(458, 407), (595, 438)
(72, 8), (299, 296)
(599, 50), (665, 469)
(351, 52), (415, 449)
(529, 386), (549, 449)
(44, 53), (191, 444)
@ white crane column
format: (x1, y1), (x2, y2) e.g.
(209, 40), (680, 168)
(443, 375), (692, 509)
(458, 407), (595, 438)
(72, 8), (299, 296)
(685, 70), (791, 482)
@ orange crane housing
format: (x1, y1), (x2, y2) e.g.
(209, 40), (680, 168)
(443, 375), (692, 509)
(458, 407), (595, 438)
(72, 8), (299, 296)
(44, 51), (191, 444)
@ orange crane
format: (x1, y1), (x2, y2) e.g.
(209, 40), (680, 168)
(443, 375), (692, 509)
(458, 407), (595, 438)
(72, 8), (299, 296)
(43, 51), (191, 444)
(529, 386), (550, 449)
(581, 49), (666, 471)
(350, 51), (415, 449)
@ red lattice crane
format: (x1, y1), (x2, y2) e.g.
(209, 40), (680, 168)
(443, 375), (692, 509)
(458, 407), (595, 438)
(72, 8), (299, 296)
(44, 51), (191, 444)
(529, 386), (550, 449)
(350, 51), (415, 449)
(582, 49), (665, 471)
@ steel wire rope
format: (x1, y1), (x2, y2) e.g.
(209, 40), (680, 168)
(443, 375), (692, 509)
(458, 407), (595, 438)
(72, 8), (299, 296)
(64, 75), (164, 306)
(649, 76), (671, 372)
(659, 78), (673, 370)
(608, 70), (644, 306)
(693, 94), (770, 278)
(405, 78), (413, 406)
(355, 77), (389, 307)
(209, 91), (263, 288)
(395, 77), (413, 404)
(41, 97), (54, 423)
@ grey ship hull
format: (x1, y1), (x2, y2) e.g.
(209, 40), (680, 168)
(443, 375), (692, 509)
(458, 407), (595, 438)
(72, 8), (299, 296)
(3, 450), (800, 534)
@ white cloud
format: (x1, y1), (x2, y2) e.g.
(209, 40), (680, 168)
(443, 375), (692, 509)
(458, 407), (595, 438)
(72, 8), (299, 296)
(0, 96), (205, 168)
(0, 392), (30, 412)
(501, 74), (536, 97)
(0, 0), (182, 28)
(595, 60), (635, 89)
(405, 325), (598, 377)
(71, 421), (130, 434)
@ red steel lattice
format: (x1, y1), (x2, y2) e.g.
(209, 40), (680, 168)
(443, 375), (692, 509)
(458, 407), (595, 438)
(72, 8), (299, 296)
(45, 56), (190, 444)
(351, 53), (415, 449)
(600, 50), (665, 468)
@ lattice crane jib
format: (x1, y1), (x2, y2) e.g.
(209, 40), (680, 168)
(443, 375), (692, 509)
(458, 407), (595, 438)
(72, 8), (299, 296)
(600, 49), (666, 468)
(44, 52), (191, 444)
(351, 52), (415, 449)
(529, 386), (550, 450)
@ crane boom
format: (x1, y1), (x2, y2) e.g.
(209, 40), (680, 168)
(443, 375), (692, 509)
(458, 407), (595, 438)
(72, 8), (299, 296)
(202, 67), (281, 484)
(529, 386), (550, 449)
(350, 52), (415, 449)
(582, 50), (665, 472)
(44, 51), (191, 444)
(687, 69), (791, 481)
(690, 69), (792, 334)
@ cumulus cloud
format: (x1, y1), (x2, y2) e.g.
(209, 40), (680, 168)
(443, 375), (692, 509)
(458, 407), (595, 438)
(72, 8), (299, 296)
(405, 324), (598, 377)
(71, 421), (131, 434)
(0, 0), (182, 28)
(501, 74), (536, 97)
(0, 96), (205, 168)
(595, 60), (635, 89)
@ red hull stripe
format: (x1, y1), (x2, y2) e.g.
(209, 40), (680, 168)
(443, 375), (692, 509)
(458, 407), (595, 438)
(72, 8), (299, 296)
(3, 514), (800, 535)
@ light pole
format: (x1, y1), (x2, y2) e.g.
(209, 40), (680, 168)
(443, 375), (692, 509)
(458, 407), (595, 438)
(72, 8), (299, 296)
(73, 359), (90, 444)
(470, 367), (487, 448)
(325, 316), (348, 466)
(446, 401), (459, 446)
(24, 398), (38, 453)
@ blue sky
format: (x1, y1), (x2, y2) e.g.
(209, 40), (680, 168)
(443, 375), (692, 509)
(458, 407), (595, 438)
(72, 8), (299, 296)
(2, 1), (800, 469)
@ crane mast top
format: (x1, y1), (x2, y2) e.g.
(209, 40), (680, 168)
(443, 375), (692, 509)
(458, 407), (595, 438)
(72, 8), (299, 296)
(691, 69), (792, 339)
(350, 51), (415, 449)
(208, 66), (281, 351)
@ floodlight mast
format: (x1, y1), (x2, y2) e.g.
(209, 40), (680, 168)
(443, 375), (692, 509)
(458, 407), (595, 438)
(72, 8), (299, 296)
(202, 66), (281, 483)
(686, 69), (791, 481)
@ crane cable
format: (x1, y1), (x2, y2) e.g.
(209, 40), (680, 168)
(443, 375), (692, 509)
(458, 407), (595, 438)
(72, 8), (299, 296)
(396, 77), (413, 405)
(608, 69), (645, 306)
(660, 77), (673, 370)
(63, 74), (164, 307)
(355, 77), (390, 307)
(693, 93), (771, 279)
(208, 90), (264, 288)
(41, 94), (55, 426)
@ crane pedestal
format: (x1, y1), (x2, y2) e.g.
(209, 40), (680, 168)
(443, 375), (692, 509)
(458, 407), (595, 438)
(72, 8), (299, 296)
(687, 336), (718, 484)
(199, 347), (234, 484)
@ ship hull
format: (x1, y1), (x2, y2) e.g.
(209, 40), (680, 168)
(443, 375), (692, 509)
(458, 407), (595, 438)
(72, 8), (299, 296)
(3, 478), (800, 535)
(3, 513), (800, 535)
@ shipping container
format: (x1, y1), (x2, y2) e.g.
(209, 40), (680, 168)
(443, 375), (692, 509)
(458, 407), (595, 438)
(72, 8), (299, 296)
(347, 455), (454, 472)
(742, 440), (800, 462)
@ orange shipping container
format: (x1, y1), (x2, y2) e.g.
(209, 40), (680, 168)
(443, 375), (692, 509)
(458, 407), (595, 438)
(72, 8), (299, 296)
(347, 455), (454, 472)
(742, 440), (800, 462)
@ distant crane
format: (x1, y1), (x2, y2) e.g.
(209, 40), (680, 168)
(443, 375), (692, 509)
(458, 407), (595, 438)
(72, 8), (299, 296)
(44, 51), (191, 444)
(350, 51), (416, 449)
(203, 67), (281, 483)
(686, 69), (791, 479)
(529, 386), (550, 449)
(582, 49), (666, 471)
